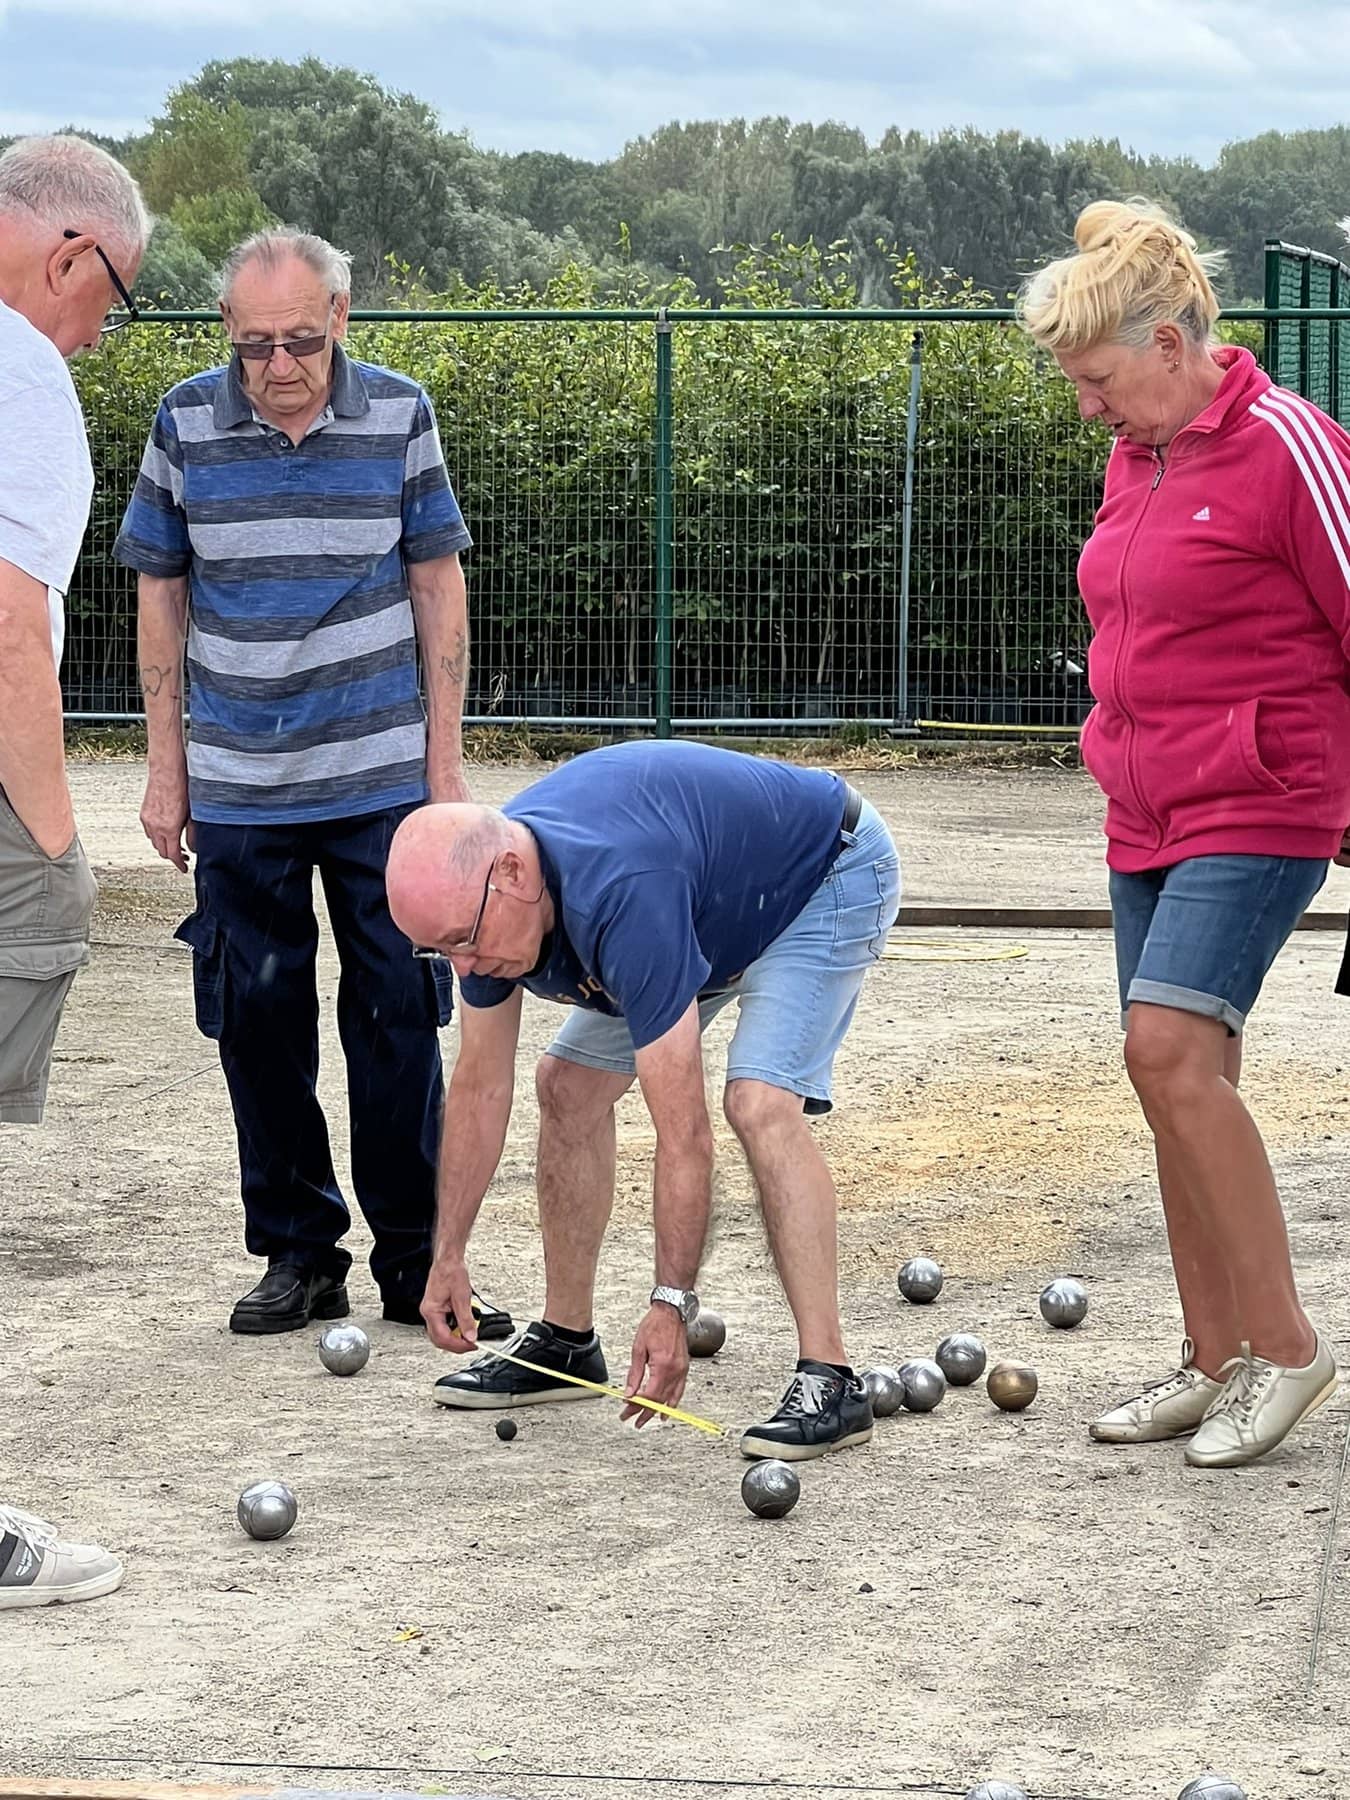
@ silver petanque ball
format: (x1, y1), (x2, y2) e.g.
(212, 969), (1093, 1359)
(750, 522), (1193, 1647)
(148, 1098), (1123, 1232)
(897, 1256), (944, 1304)
(236, 1479), (298, 1541)
(965, 1783), (1030, 1800)
(686, 1310), (727, 1358)
(862, 1365), (906, 1418)
(741, 1459), (801, 1519)
(317, 1323), (371, 1376)
(1177, 1778), (1248, 1800)
(1039, 1277), (1089, 1329)
(936, 1332), (988, 1386)
(899, 1357), (947, 1412)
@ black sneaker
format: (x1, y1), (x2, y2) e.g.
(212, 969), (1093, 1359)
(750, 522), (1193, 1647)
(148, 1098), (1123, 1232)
(381, 1287), (516, 1340)
(229, 1264), (349, 1336)
(739, 1360), (874, 1461)
(432, 1321), (607, 1409)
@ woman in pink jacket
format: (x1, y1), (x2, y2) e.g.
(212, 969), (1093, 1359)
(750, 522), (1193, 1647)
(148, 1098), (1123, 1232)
(1019, 200), (1344, 1468)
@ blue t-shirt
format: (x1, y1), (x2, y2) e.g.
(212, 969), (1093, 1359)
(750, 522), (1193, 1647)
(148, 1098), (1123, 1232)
(460, 742), (847, 1049)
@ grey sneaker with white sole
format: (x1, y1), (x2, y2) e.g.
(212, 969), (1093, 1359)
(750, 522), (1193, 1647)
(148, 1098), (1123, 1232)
(0, 1505), (124, 1609)
(1089, 1338), (1224, 1444)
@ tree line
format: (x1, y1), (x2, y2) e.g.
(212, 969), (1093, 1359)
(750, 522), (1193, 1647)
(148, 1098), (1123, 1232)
(7, 55), (1350, 310)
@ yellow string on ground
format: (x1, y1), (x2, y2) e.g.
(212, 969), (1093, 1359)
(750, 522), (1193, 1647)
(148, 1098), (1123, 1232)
(477, 1343), (728, 1438)
(882, 936), (1029, 963)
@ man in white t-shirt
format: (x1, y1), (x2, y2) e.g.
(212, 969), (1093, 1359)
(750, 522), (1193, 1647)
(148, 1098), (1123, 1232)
(0, 132), (148, 1610)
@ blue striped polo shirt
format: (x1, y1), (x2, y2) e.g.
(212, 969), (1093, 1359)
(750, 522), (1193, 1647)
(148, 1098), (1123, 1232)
(114, 345), (470, 825)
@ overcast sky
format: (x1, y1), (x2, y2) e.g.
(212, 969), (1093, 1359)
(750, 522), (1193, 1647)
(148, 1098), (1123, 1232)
(3, 0), (1350, 163)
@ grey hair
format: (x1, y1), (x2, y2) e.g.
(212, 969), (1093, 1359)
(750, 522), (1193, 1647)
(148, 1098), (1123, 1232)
(218, 227), (353, 304)
(0, 134), (150, 262)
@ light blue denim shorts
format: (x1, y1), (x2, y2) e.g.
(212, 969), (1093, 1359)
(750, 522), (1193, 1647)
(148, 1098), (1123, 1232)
(546, 798), (901, 1113)
(1110, 853), (1328, 1035)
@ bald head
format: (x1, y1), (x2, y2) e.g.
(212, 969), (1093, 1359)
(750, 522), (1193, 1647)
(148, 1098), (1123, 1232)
(386, 804), (513, 947)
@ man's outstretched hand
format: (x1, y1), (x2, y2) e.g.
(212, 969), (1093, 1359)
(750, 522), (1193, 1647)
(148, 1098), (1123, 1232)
(420, 1253), (479, 1354)
(621, 1305), (690, 1427)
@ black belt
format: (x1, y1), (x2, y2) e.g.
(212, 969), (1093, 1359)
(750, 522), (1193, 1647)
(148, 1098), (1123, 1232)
(838, 783), (863, 849)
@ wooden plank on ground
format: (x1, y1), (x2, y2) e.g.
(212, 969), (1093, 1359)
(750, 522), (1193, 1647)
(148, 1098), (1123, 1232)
(895, 906), (1349, 932)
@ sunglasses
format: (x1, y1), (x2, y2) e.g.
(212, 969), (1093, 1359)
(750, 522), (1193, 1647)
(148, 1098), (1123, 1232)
(231, 298), (336, 363)
(412, 858), (497, 961)
(63, 228), (139, 335)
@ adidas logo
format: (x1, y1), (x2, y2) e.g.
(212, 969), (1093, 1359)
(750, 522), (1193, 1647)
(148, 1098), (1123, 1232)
(1192, 506), (1211, 521)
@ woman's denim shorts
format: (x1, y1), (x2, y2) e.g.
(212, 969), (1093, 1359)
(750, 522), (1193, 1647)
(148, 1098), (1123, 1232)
(1110, 853), (1328, 1035)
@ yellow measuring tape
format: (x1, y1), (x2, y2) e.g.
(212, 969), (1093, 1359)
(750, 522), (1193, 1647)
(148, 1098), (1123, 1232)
(473, 1342), (728, 1439)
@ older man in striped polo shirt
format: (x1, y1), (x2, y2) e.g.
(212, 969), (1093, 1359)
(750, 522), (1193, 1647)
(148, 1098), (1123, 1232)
(115, 227), (513, 1341)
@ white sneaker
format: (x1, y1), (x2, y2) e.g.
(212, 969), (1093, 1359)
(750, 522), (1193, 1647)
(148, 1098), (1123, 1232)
(0, 1504), (124, 1609)
(1186, 1333), (1340, 1469)
(1089, 1339), (1224, 1443)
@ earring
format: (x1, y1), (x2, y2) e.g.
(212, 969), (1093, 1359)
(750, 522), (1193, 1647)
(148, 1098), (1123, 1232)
(1171, 361), (1180, 372)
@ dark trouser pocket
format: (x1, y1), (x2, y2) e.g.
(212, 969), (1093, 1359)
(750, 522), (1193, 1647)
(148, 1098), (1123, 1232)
(173, 908), (225, 1041)
(428, 956), (454, 1027)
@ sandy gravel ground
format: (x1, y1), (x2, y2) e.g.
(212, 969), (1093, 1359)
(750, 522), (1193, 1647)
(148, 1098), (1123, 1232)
(2, 758), (1348, 1800)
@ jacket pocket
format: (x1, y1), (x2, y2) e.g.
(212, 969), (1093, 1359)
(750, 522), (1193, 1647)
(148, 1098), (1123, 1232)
(1235, 698), (1293, 795)
(173, 909), (225, 1041)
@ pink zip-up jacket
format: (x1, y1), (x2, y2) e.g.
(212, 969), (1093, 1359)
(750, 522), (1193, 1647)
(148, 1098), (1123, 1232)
(1078, 345), (1350, 872)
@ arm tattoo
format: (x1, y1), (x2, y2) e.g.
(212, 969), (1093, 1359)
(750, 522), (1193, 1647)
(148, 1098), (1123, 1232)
(440, 632), (467, 688)
(139, 664), (178, 700)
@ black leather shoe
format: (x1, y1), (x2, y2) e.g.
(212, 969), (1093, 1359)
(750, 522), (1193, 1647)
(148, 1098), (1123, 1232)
(229, 1264), (350, 1336)
(381, 1287), (515, 1340)
(738, 1360), (874, 1461)
(432, 1321), (607, 1408)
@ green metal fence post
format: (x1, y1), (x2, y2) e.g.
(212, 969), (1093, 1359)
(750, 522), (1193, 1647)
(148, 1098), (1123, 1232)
(654, 308), (674, 739)
(893, 329), (923, 734)
(1263, 239), (1282, 379)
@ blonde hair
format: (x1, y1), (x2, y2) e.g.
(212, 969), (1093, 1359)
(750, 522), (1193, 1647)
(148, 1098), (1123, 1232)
(1019, 199), (1224, 354)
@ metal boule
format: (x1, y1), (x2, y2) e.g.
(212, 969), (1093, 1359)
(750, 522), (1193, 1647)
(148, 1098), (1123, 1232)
(987, 1360), (1039, 1412)
(741, 1459), (801, 1519)
(236, 1479), (298, 1541)
(687, 1310), (727, 1357)
(1039, 1277), (1088, 1329)
(862, 1366), (905, 1417)
(1177, 1777), (1248, 1800)
(899, 1357), (947, 1412)
(936, 1332), (988, 1385)
(317, 1323), (371, 1375)
(897, 1257), (944, 1304)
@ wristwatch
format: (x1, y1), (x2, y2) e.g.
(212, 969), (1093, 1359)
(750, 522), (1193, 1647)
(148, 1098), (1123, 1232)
(650, 1284), (700, 1324)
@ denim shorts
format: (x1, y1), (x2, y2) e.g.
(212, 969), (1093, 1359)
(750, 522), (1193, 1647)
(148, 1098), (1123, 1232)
(546, 797), (901, 1113)
(1110, 853), (1328, 1035)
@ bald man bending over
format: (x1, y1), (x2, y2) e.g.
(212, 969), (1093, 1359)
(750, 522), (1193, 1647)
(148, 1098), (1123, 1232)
(386, 741), (901, 1461)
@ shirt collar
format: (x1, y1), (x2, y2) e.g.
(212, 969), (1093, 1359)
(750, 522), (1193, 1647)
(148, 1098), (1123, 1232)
(212, 341), (370, 432)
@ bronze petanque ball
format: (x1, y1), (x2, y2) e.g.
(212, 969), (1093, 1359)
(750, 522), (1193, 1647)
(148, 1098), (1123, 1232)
(862, 1366), (905, 1418)
(236, 1479), (298, 1541)
(936, 1332), (988, 1386)
(686, 1309), (727, 1357)
(987, 1360), (1039, 1412)
(899, 1357), (947, 1412)
(741, 1459), (801, 1519)
(1177, 1778), (1248, 1800)
(1039, 1277), (1089, 1329)
(965, 1783), (1030, 1800)
(897, 1256), (944, 1304)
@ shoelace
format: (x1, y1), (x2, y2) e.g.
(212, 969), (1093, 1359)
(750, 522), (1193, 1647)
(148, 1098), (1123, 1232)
(1213, 1343), (1278, 1426)
(470, 1327), (539, 1370)
(0, 1504), (56, 1554)
(779, 1370), (835, 1416)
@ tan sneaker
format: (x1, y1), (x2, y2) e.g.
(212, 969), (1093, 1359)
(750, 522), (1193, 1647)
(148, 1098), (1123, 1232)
(1186, 1333), (1340, 1469)
(1089, 1339), (1224, 1443)
(0, 1504), (124, 1609)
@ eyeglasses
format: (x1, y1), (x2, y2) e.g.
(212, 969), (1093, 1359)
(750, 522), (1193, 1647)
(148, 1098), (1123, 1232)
(63, 229), (139, 336)
(412, 858), (498, 960)
(231, 299), (336, 363)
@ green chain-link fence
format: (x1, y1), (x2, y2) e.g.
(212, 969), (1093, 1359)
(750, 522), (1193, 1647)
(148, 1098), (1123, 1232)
(62, 295), (1330, 733)
(1264, 238), (1350, 426)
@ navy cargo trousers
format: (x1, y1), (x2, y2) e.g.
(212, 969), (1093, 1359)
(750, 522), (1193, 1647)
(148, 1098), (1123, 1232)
(176, 804), (452, 1306)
